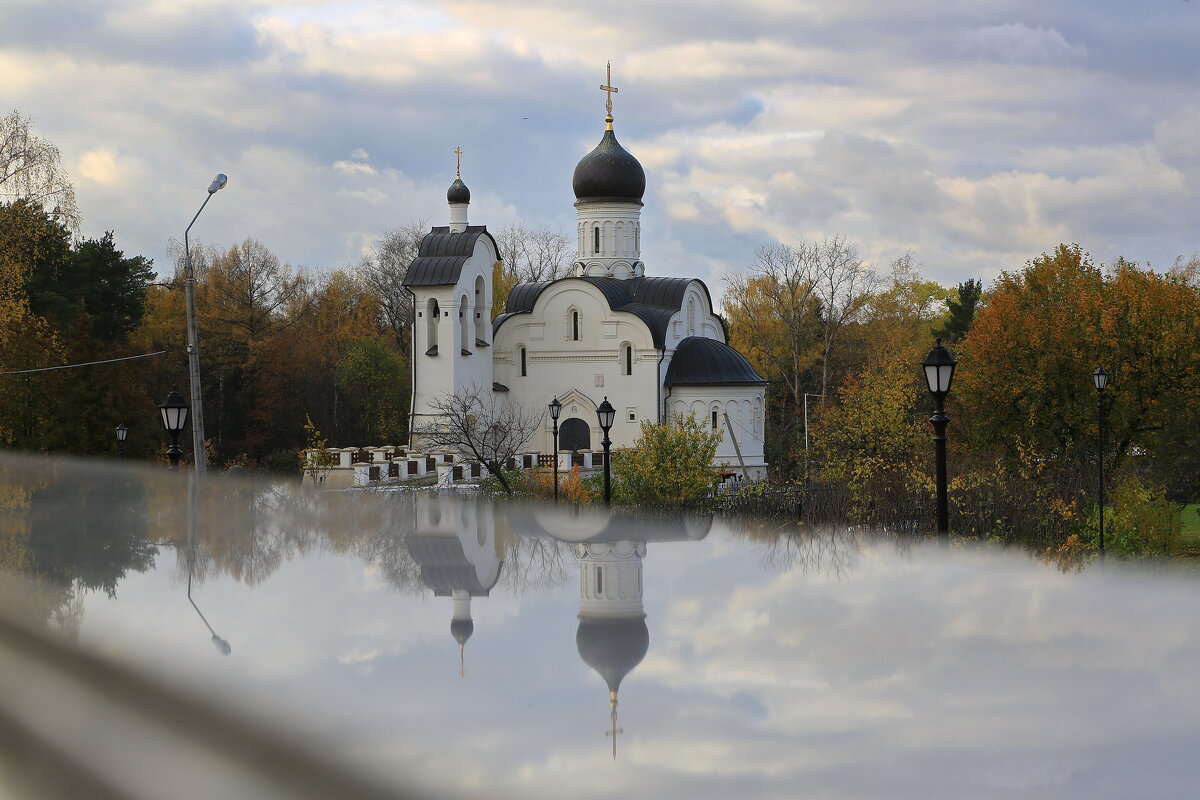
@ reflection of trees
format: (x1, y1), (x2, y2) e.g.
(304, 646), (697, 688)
(724, 517), (862, 579)
(497, 535), (573, 594)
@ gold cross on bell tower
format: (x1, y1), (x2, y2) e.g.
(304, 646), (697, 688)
(600, 61), (618, 128)
(453, 146), (463, 178)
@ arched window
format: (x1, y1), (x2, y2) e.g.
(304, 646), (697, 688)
(711, 408), (719, 430)
(687, 297), (696, 335)
(623, 344), (633, 376)
(459, 294), (470, 354)
(572, 310), (580, 341)
(596, 567), (604, 595)
(520, 347), (527, 377)
(473, 275), (487, 346)
(426, 298), (439, 354)
(593, 226), (600, 254)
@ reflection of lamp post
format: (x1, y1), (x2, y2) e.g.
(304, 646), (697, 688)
(1093, 366), (1109, 560)
(115, 423), (128, 459)
(596, 397), (616, 507)
(549, 397), (562, 503)
(187, 540), (231, 656)
(921, 340), (957, 543)
(184, 173), (228, 475)
(159, 387), (189, 468)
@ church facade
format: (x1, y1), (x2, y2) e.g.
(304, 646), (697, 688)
(403, 88), (768, 478)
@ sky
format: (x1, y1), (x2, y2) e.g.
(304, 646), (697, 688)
(3, 0), (1199, 298)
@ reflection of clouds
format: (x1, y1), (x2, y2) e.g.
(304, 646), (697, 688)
(8, 451), (1192, 798)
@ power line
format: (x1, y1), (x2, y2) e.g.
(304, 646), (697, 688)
(0, 350), (168, 375)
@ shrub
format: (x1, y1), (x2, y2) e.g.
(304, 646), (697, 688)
(611, 415), (722, 508)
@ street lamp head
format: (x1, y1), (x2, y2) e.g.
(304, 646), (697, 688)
(207, 174), (228, 194)
(115, 423), (129, 442)
(548, 396), (562, 421)
(1093, 366), (1109, 392)
(596, 397), (616, 432)
(159, 386), (190, 434)
(922, 338), (957, 398)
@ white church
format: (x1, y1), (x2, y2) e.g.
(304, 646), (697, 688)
(402, 76), (768, 478)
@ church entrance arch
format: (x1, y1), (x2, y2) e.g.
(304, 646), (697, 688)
(559, 418), (591, 452)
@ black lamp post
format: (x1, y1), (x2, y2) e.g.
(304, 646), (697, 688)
(159, 387), (190, 469)
(596, 396), (616, 507)
(549, 397), (562, 503)
(921, 339), (957, 542)
(1093, 367), (1109, 560)
(115, 423), (128, 459)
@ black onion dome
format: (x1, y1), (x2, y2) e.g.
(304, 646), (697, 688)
(447, 177), (470, 204)
(665, 337), (768, 387)
(576, 617), (649, 694)
(450, 619), (474, 646)
(572, 127), (645, 203)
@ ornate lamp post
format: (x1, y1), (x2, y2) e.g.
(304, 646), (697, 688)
(159, 387), (190, 469)
(184, 173), (228, 474)
(1093, 367), (1109, 560)
(549, 397), (562, 503)
(921, 339), (957, 543)
(596, 397), (616, 507)
(114, 423), (128, 459)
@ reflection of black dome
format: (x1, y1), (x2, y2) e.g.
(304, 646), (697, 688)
(572, 127), (645, 204)
(447, 177), (470, 203)
(576, 617), (649, 693)
(450, 619), (474, 646)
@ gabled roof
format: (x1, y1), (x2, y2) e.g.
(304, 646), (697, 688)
(402, 226), (499, 287)
(664, 336), (767, 387)
(494, 275), (711, 349)
(405, 534), (503, 597)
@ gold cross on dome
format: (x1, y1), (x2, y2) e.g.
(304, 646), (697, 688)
(600, 61), (618, 117)
(454, 146), (463, 178)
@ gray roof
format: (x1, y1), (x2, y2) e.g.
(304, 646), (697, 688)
(405, 534), (502, 597)
(494, 276), (711, 349)
(401, 226), (499, 287)
(664, 336), (767, 387)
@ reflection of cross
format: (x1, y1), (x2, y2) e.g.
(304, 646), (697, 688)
(600, 61), (618, 117)
(454, 146), (463, 178)
(605, 703), (624, 760)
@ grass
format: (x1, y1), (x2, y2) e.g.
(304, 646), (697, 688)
(1173, 504), (1200, 558)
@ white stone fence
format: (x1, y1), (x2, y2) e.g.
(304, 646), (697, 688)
(303, 447), (608, 489)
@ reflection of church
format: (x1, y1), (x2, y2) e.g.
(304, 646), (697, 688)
(402, 68), (768, 476)
(526, 506), (711, 758)
(404, 494), (505, 675)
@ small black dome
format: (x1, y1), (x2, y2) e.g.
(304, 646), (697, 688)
(450, 619), (474, 645)
(447, 177), (470, 204)
(572, 125), (645, 203)
(576, 617), (649, 694)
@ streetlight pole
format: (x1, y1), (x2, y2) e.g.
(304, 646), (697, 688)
(184, 173), (228, 474)
(597, 397), (616, 507)
(921, 339), (958, 544)
(549, 397), (562, 503)
(1093, 367), (1109, 561)
(115, 423), (128, 459)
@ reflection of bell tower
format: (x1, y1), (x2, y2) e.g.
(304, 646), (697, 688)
(574, 540), (648, 759)
(405, 495), (504, 676)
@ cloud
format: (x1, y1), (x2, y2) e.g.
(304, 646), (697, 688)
(957, 23), (1088, 65)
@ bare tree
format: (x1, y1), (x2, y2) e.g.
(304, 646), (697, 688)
(415, 383), (543, 494)
(0, 109), (79, 231)
(358, 219), (427, 350)
(494, 220), (572, 282)
(806, 235), (881, 398)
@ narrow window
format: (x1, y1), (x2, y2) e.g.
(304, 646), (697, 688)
(712, 409), (719, 430)
(596, 567), (603, 594)
(624, 345), (632, 375)
(572, 311), (580, 341)
(520, 347), (527, 377)
(594, 226), (600, 254)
